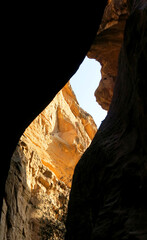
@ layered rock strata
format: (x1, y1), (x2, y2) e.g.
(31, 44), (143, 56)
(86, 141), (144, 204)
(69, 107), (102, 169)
(0, 82), (97, 239)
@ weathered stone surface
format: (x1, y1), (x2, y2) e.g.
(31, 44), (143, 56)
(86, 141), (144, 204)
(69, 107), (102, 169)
(0, 141), (70, 240)
(66, 2), (147, 239)
(0, 82), (97, 239)
(88, 0), (128, 110)
(23, 82), (97, 187)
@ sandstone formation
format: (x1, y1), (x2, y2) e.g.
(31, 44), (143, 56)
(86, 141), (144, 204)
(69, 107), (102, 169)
(0, 82), (97, 239)
(88, 0), (129, 110)
(23, 82), (97, 188)
(1, 144), (70, 240)
(66, 1), (147, 239)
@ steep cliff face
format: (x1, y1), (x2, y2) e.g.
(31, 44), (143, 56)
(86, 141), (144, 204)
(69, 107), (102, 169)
(23, 82), (97, 188)
(0, 83), (97, 239)
(88, 0), (128, 110)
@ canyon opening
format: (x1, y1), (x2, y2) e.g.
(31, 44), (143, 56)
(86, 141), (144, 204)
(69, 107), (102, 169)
(70, 57), (107, 128)
(1, 1), (147, 239)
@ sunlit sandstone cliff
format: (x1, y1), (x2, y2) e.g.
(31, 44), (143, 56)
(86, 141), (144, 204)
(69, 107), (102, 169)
(23, 82), (97, 188)
(0, 82), (97, 240)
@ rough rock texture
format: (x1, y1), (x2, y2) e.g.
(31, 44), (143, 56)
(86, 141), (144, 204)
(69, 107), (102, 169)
(0, 83), (97, 239)
(88, 0), (129, 110)
(66, 1), (147, 240)
(0, 145), (69, 240)
(23, 82), (97, 188)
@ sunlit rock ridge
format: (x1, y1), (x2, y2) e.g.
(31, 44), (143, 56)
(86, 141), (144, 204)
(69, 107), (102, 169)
(0, 82), (97, 240)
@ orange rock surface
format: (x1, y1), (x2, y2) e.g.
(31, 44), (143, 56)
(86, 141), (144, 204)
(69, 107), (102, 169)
(0, 82), (97, 240)
(88, 0), (128, 110)
(23, 82), (97, 187)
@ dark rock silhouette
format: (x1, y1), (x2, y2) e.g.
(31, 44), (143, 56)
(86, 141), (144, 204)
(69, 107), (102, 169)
(65, 2), (147, 239)
(1, 2), (107, 214)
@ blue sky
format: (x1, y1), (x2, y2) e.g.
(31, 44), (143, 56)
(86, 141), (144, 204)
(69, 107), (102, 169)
(70, 57), (107, 128)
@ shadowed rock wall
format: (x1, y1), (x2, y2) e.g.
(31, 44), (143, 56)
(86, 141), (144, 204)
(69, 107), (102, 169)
(66, 1), (147, 239)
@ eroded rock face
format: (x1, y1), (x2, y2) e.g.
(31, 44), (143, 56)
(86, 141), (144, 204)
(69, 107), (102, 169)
(88, 0), (129, 110)
(1, 145), (69, 240)
(0, 83), (97, 239)
(23, 82), (97, 188)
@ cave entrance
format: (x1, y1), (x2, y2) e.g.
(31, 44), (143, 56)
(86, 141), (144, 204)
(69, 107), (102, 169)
(70, 56), (107, 128)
